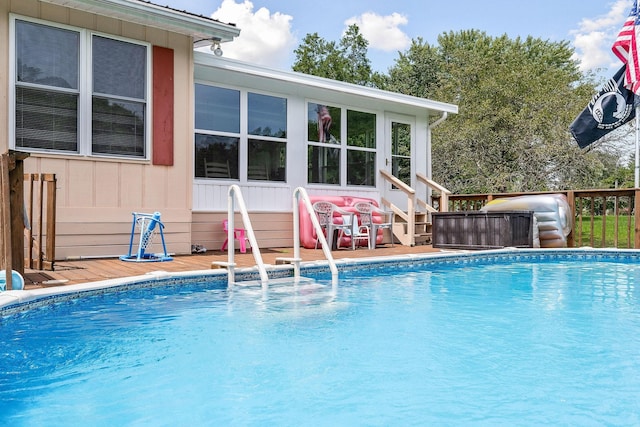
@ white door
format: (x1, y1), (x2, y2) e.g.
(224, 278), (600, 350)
(383, 114), (415, 208)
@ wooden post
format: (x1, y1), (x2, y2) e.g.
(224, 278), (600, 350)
(37, 174), (44, 270)
(0, 154), (12, 290)
(566, 190), (575, 248)
(9, 153), (26, 275)
(0, 151), (30, 289)
(25, 174), (35, 269)
(44, 174), (57, 269)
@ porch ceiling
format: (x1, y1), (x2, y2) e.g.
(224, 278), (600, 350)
(39, 0), (240, 42)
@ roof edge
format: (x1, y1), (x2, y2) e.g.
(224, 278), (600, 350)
(194, 52), (459, 114)
(39, 0), (241, 42)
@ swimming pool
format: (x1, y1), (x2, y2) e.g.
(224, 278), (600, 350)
(1, 249), (640, 425)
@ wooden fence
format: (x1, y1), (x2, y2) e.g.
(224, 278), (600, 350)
(0, 151), (57, 290)
(24, 173), (57, 270)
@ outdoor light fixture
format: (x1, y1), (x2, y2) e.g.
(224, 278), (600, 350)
(193, 37), (224, 56)
(211, 39), (223, 57)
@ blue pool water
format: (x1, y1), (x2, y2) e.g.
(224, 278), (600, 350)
(2, 256), (640, 425)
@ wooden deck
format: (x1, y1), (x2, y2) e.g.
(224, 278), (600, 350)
(22, 245), (447, 290)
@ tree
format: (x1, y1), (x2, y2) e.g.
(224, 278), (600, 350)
(293, 27), (627, 193)
(387, 30), (611, 193)
(293, 25), (383, 87)
(385, 37), (441, 98)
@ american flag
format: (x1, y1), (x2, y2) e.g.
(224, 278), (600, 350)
(612, 0), (640, 95)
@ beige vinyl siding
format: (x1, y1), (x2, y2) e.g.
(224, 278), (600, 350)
(5, 0), (195, 258)
(191, 211), (293, 253)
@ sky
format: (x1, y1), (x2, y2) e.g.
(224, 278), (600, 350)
(159, 0), (634, 80)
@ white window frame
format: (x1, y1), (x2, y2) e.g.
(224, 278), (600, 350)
(9, 15), (152, 160)
(306, 100), (378, 187)
(194, 81), (289, 184)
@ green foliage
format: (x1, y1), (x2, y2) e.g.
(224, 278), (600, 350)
(293, 25), (376, 86)
(292, 26), (627, 194)
(418, 30), (601, 193)
(385, 37), (441, 98)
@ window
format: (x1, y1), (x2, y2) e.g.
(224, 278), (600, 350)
(248, 93), (286, 138)
(15, 20), (79, 151)
(307, 103), (376, 186)
(347, 110), (376, 186)
(194, 84), (287, 182)
(247, 93), (287, 181)
(92, 36), (147, 156)
(307, 103), (341, 184)
(195, 85), (240, 133)
(391, 122), (412, 186)
(195, 85), (240, 179)
(13, 18), (149, 158)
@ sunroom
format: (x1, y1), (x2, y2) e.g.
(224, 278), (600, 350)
(191, 52), (458, 250)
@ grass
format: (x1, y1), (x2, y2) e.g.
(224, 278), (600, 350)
(575, 215), (635, 249)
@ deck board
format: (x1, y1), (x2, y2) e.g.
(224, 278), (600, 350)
(22, 245), (446, 289)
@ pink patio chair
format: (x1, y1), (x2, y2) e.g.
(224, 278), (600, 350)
(221, 219), (250, 253)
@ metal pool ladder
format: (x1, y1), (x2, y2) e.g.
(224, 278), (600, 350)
(212, 185), (338, 289)
(212, 184), (268, 287)
(274, 187), (338, 286)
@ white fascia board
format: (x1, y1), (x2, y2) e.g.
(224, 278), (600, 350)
(39, 0), (240, 42)
(194, 52), (458, 115)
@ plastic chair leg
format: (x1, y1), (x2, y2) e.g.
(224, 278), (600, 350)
(235, 230), (247, 253)
(371, 225), (377, 249)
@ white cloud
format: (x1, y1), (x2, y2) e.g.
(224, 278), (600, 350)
(210, 0), (296, 69)
(572, 31), (612, 71)
(345, 12), (411, 52)
(576, 0), (629, 32)
(570, 0), (629, 72)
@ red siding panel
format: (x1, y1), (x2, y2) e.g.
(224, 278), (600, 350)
(152, 46), (174, 166)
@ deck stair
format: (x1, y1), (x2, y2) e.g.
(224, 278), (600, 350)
(412, 211), (433, 246)
(379, 170), (449, 247)
(390, 210), (433, 246)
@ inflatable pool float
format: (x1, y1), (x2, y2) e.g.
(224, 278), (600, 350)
(0, 270), (25, 291)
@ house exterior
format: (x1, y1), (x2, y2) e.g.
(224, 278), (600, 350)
(1, 0), (458, 260)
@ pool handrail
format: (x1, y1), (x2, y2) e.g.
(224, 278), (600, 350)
(292, 187), (338, 285)
(226, 185), (269, 285)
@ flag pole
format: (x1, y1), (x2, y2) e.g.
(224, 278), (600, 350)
(636, 105), (640, 188)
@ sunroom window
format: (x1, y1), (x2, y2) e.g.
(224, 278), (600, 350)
(194, 84), (287, 182)
(346, 109), (376, 186)
(307, 103), (341, 185)
(307, 103), (376, 186)
(13, 18), (149, 158)
(247, 93), (287, 181)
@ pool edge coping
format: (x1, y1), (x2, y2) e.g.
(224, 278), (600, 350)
(3, 247), (639, 316)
